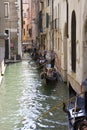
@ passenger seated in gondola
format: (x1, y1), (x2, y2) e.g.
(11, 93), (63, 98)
(45, 67), (56, 78)
(50, 50), (56, 68)
(52, 68), (57, 77)
(47, 68), (52, 77)
(40, 67), (47, 79)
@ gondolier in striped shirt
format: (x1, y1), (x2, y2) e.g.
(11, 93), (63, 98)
(50, 50), (56, 68)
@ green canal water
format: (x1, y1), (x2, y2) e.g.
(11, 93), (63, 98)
(0, 60), (68, 130)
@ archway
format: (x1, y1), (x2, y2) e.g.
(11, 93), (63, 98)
(71, 11), (76, 73)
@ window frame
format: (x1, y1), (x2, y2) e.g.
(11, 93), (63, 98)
(4, 2), (9, 19)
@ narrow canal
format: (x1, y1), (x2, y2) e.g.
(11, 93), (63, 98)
(0, 59), (68, 130)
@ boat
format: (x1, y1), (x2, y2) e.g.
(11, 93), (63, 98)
(63, 86), (87, 130)
(5, 59), (21, 64)
(40, 63), (58, 85)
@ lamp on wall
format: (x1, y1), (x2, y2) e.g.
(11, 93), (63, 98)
(0, 32), (9, 40)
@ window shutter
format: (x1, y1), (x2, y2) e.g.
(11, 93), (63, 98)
(46, 13), (49, 28)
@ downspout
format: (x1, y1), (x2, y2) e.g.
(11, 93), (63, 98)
(52, 0), (53, 29)
(52, 0), (54, 50)
(21, 0), (23, 29)
(66, 0), (69, 38)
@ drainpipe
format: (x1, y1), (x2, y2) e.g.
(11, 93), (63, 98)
(66, 0), (69, 38)
(21, 0), (23, 29)
(52, 0), (54, 50)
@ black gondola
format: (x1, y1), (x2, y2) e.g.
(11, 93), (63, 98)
(63, 87), (87, 130)
(40, 64), (58, 85)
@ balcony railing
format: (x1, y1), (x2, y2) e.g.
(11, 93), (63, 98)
(40, 0), (44, 3)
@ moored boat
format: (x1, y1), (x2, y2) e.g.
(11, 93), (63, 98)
(40, 64), (58, 85)
(63, 86), (87, 130)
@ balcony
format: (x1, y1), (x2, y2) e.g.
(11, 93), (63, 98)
(40, 0), (44, 3)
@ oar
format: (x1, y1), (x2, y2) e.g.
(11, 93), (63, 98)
(36, 91), (85, 121)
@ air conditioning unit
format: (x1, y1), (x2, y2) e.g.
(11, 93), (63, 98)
(14, 2), (18, 5)
(40, 0), (44, 3)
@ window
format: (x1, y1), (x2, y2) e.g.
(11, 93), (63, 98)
(24, 13), (26, 18)
(46, 13), (49, 28)
(27, 25), (28, 31)
(4, 2), (9, 18)
(24, 29), (25, 36)
(29, 29), (32, 37)
(41, 2), (44, 10)
(58, 4), (60, 30)
(58, 38), (60, 50)
(46, 0), (49, 6)
(23, 21), (25, 24)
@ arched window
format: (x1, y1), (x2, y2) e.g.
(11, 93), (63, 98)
(71, 11), (76, 73)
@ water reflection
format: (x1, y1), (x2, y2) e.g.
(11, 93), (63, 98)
(0, 60), (68, 130)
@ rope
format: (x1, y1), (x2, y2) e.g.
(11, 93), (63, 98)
(36, 91), (84, 121)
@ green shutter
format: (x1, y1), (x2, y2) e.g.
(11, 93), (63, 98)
(46, 13), (49, 28)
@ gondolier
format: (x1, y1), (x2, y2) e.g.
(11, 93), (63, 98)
(50, 50), (56, 68)
(43, 49), (47, 59)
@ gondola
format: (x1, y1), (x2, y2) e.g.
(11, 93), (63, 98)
(63, 87), (87, 130)
(40, 64), (58, 85)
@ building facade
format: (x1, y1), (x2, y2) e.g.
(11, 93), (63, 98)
(0, 0), (6, 79)
(38, 0), (87, 94)
(22, 0), (29, 42)
(67, 0), (87, 93)
(53, 0), (87, 94)
(4, 0), (22, 60)
(24, 0), (39, 44)
(0, 0), (22, 83)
